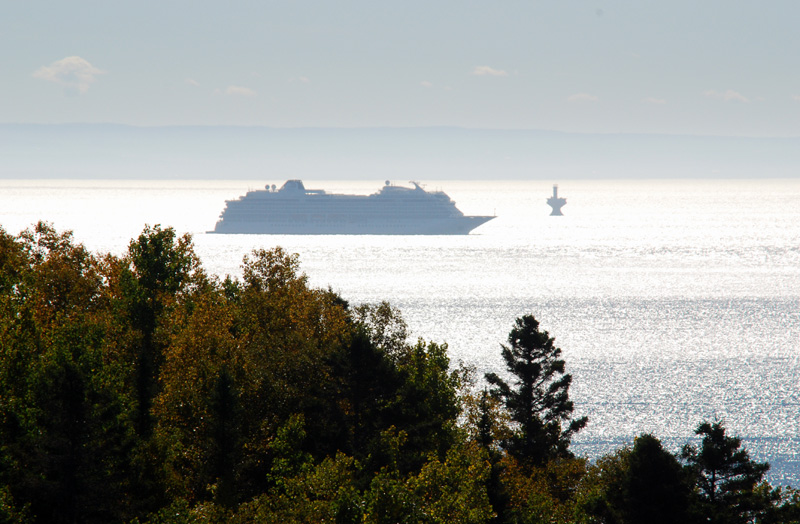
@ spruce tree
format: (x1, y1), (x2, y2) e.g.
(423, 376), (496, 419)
(682, 420), (774, 524)
(485, 315), (587, 467)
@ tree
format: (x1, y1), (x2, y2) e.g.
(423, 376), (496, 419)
(583, 434), (691, 524)
(620, 434), (691, 524)
(121, 224), (203, 438)
(406, 441), (493, 524)
(499, 454), (586, 524)
(682, 420), (774, 524)
(329, 327), (404, 467)
(150, 286), (243, 505)
(468, 388), (511, 457)
(578, 447), (631, 524)
(0, 223), (136, 523)
(333, 304), (465, 476)
(485, 315), (587, 468)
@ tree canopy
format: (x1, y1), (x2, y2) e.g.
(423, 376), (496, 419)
(0, 223), (796, 524)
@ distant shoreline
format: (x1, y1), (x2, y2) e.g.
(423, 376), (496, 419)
(3, 124), (800, 180)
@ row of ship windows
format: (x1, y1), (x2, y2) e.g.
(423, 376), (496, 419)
(221, 215), (457, 223)
(235, 203), (448, 210)
(224, 206), (456, 216)
(222, 212), (457, 220)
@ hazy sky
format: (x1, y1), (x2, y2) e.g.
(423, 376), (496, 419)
(3, 1), (800, 136)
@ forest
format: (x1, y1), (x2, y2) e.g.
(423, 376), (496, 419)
(1, 221), (799, 524)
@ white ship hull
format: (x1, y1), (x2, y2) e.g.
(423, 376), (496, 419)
(211, 180), (494, 235)
(213, 215), (494, 235)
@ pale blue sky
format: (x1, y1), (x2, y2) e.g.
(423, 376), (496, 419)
(3, 1), (800, 136)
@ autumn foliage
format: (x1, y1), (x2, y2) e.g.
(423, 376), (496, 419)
(0, 223), (796, 524)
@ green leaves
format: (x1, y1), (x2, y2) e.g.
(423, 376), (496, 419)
(4, 224), (796, 524)
(0, 223), (136, 523)
(127, 224), (201, 298)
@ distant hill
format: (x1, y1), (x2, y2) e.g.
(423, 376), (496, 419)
(1, 124), (798, 179)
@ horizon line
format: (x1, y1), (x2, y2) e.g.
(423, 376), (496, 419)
(2, 122), (800, 140)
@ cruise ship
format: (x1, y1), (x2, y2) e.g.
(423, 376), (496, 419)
(211, 180), (495, 235)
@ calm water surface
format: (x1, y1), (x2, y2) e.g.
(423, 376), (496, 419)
(2, 178), (799, 483)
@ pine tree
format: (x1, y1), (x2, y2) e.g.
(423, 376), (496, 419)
(682, 420), (774, 524)
(485, 315), (587, 467)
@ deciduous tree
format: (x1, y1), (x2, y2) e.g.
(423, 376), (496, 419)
(121, 224), (203, 437)
(0, 223), (135, 523)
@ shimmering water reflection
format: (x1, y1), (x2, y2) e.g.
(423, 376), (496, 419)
(1, 178), (798, 484)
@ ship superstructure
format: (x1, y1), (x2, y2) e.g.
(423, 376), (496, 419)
(212, 180), (494, 235)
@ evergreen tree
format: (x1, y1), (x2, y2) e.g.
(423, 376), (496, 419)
(682, 420), (773, 524)
(475, 389), (497, 452)
(485, 315), (587, 468)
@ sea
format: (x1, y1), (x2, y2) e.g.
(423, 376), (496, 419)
(1, 178), (799, 485)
